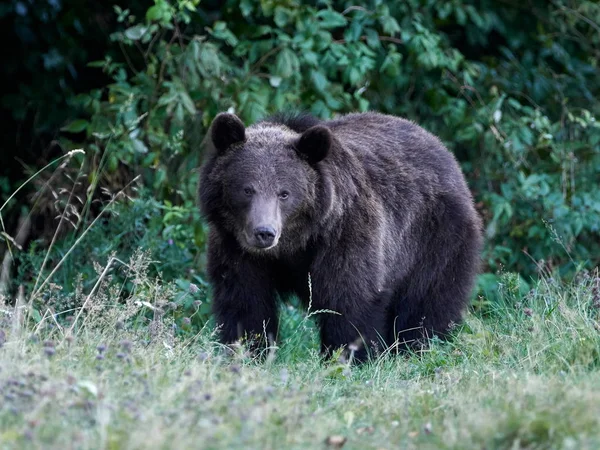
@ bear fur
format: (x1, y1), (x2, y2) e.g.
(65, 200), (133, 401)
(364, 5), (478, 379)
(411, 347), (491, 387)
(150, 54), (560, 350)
(198, 111), (483, 361)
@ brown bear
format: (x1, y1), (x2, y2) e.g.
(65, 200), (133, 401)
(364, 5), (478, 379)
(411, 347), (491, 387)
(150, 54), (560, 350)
(199, 111), (483, 361)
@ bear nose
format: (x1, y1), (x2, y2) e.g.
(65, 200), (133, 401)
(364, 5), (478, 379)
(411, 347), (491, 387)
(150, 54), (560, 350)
(253, 226), (276, 248)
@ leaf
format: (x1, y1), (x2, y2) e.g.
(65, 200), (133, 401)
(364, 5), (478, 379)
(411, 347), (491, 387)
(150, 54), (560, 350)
(344, 20), (362, 42)
(325, 94), (342, 110)
(348, 67), (362, 85)
(132, 139), (149, 154)
(197, 43), (221, 76)
(146, 5), (162, 21)
(365, 28), (380, 48)
(275, 48), (299, 78)
(210, 21), (239, 46)
(317, 10), (347, 29)
(124, 25), (148, 41)
(31, 308), (42, 323)
(380, 16), (400, 35)
(179, 91), (196, 114)
(310, 70), (328, 92)
(493, 110), (502, 123)
(380, 51), (402, 77)
(61, 120), (89, 133)
(274, 6), (292, 28)
(303, 51), (319, 66)
(240, 0), (253, 17)
(269, 76), (282, 87)
(358, 98), (369, 112)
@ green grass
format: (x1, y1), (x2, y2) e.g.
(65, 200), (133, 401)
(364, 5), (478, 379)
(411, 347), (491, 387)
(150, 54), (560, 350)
(1, 271), (600, 449)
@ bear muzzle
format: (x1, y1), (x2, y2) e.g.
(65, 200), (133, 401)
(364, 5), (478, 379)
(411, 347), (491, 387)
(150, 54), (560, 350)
(253, 226), (277, 248)
(243, 197), (282, 250)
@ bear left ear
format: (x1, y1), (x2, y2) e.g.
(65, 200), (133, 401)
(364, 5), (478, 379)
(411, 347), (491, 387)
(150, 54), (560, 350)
(210, 112), (246, 153)
(294, 125), (331, 164)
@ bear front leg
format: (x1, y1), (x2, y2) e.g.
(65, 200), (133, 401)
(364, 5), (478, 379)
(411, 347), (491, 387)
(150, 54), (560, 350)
(212, 278), (279, 351)
(207, 234), (278, 353)
(310, 277), (389, 362)
(310, 242), (391, 363)
(317, 307), (387, 363)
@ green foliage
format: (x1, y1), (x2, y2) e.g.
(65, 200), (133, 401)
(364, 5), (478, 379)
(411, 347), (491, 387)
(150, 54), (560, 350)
(16, 193), (210, 328)
(5, 0), (599, 304)
(55, 0), (600, 285)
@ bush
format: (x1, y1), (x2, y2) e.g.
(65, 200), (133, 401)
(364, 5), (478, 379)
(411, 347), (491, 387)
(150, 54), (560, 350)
(58, 0), (599, 279)
(3, 0), (600, 310)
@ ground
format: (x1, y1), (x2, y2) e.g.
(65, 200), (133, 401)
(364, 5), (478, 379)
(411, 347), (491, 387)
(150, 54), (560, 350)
(1, 273), (599, 449)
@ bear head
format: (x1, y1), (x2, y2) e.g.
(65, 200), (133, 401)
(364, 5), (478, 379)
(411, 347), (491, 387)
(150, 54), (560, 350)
(201, 112), (333, 254)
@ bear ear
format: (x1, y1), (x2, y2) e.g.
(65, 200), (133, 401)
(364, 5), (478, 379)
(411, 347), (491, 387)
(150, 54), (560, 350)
(294, 125), (331, 165)
(210, 112), (246, 153)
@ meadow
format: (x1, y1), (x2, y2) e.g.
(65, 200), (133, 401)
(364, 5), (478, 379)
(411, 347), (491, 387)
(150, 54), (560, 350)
(1, 266), (599, 449)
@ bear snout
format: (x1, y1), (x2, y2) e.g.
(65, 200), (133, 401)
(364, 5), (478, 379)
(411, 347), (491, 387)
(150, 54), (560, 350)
(252, 225), (277, 248)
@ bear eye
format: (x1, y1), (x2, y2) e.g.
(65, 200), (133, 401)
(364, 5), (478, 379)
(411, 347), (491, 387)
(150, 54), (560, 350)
(278, 191), (290, 200)
(243, 187), (254, 196)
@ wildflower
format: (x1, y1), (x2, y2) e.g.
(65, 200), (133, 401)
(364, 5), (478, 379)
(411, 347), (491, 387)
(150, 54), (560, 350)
(119, 340), (132, 352)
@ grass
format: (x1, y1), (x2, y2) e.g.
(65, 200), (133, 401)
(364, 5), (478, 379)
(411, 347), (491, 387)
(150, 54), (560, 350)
(1, 268), (600, 449)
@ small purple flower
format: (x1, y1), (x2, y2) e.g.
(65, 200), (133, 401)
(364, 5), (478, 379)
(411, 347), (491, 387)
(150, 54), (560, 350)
(119, 340), (132, 352)
(168, 239), (174, 246)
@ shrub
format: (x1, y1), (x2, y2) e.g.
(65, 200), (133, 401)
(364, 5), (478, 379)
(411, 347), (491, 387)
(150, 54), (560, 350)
(59, 0), (600, 280)
(4, 1), (599, 309)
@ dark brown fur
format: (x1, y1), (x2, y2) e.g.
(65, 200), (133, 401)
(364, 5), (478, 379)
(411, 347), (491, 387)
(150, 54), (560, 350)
(199, 111), (483, 361)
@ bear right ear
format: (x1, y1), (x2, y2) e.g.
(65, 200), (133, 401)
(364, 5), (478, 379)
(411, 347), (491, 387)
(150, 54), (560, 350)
(210, 113), (246, 153)
(294, 125), (331, 165)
